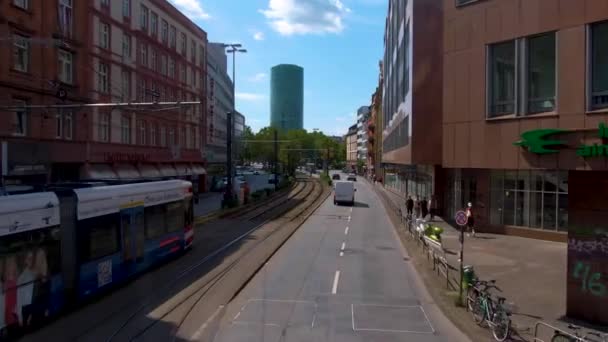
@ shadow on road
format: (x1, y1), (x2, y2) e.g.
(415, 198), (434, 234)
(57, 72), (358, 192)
(353, 201), (369, 208)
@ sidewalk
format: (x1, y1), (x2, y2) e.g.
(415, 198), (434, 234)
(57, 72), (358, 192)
(377, 184), (571, 340)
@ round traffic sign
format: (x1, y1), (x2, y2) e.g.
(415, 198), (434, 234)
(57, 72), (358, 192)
(455, 210), (468, 226)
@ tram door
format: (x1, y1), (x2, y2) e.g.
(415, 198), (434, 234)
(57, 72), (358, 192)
(120, 204), (145, 266)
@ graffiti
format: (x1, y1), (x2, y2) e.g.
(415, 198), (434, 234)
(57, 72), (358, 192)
(568, 237), (608, 256)
(571, 262), (607, 297)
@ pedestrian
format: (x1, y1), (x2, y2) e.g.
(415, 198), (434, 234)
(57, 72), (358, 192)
(405, 195), (414, 217)
(429, 195), (438, 221)
(421, 197), (428, 220)
(414, 197), (421, 218)
(466, 202), (476, 237)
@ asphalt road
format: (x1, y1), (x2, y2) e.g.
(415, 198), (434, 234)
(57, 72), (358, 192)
(205, 173), (470, 342)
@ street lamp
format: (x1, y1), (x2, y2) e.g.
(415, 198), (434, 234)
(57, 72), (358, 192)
(222, 43), (247, 206)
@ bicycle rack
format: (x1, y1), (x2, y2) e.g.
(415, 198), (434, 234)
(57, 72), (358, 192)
(533, 321), (584, 342)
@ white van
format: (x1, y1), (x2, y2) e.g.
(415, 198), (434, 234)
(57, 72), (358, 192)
(334, 181), (356, 205)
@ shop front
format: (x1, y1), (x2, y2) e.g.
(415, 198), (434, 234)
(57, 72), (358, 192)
(383, 164), (438, 204)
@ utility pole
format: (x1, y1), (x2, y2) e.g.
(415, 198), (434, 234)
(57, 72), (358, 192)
(273, 129), (278, 191)
(225, 111), (233, 205)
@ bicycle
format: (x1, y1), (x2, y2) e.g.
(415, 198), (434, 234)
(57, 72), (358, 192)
(551, 324), (608, 342)
(467, 279), (512, 341)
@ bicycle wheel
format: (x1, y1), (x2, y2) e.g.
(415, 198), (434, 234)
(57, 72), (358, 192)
(470, 296), (485, 325)
(491, 311), (511, 341)
(551, 333), (575, 342)
(466, 286), (478, 312)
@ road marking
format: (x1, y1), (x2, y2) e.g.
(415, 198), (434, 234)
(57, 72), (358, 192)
(351, 304), (355, 331)
(348, 216), (351, 222)
(350, 207), (353, 212)
(234, 312), (241, 320)
(341, 242), (346, 251)
(344, 226), (349, 235)
(339, 251), (344, 257)
(331, 270), (340, 294)
(311, 314), (316, 328)
(190, 304), (224, 340)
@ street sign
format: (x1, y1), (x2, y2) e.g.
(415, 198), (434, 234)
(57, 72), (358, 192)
(455, 210), (468, 226)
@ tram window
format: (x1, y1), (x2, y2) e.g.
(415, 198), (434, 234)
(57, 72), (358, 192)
(80, 214), (120, 261)
(145, 205), (166, 239)
(166, 202), (184, 233)
(184, 199), (193, 226)
(0, 227), (62, 278)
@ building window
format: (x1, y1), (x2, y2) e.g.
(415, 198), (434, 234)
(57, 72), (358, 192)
(191, 39), (196, 63)
(180, 32), (186, 55)
(150, 12), (158, 36)
(140, 43), (148, 66)
(59, 0), (73, 37)
(488, 41), (516, 117)
(100, 22), (110, 49)
(199, 45), (205, 67)
(121, 116), (131, 144)
(140, 5), (148, 32)
(121, 69), (130, 100)
(180, 64), (185, 83)
(150, 123), (157, 146)
(138, 120), (146, 145)
(138, 77), (146, 101)
(161, 19), (168, 43)
(527, 33), (556, 113)
(98, 62), (109, 93)
(13, 0), (28, 9)
(160, 125), (167, 146)
(168, 57), (175, 78)
(58, 49), (73, 84)
(99, 112), (110, 142)
(56, 112), (63, 138)
(13, 34), (29, 72)
(12, 99), (27, 136)
(190, 126), (196, 149)
(122, 0), (130, 17)
(101, 0), (109, 6)
(180, 126), (186, 146)
(122, 33), (131, 58)
(169, 127), (175, 145)
(590, 21), (608, 110)
(161, 54), (167, 75)
(56, 110), (73, 140)
(170, 25), (176, 49)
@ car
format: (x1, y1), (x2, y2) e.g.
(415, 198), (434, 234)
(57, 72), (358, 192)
(332, 174), (341, 180)
(334, 181), (356, 205)
(347, 174), (357, 182)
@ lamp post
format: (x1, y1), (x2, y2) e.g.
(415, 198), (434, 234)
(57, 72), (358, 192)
(222, 43), (246, 206)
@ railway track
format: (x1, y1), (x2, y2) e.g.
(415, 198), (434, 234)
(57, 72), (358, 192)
(101, 179), (326, 341)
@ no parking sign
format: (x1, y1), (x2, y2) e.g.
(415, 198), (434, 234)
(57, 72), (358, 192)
(455, 210), (468, 226)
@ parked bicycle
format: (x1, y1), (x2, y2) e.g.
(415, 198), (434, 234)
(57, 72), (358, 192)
(467, 278), (512, 341)
(551, 324), (608, 342)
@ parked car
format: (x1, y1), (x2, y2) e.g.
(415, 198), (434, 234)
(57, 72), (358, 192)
(332, 174), (341, 180)
(334, 181), (356, 205)
(347, 174), (357, 182)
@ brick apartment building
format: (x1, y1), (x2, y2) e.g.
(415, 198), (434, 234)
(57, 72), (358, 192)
(0, 0), (208, 193)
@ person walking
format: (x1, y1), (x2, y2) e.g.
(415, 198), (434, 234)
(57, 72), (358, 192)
(421, 197), (429, 220)
(414, 197), (422, 219)
(466, 202), (476, 237)
(429, 195), (438, 221)
(405, 196), (414, 218)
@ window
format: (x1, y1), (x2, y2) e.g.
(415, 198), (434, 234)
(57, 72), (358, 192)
(180, 126), (186, 146)
(144, 205), (165, 239)
(80, 215), (119, 261)
(150, 12), (158, 36)
(122, 33), (131, 58)
(98, 62), (109, 93)
(151, 49), (158, 70)
(160, 125), (167, 146)
(55, 112), (63, 138)
(12, 99), (27, 136)
(59, 0), (73, 37)
(100, 22), (110, 49)
(99, 112), (110, 142)
(190, 126), (196, 149)
(121, 116), (131, 143)
(488, 41), (516, 116)
(180, 32), (187, 55)
(166, 202), (184, 232)
(121, 69), (130, 100)
(13, 34), (29, 72)
(199, 45), (205, 67)
(169, 127), (175, 145)
(527, 33), (556, 113)
(138, 120), (146, 145)
(55, 110), (73, 140)
(137, 77), (146, 101)
(180, 64), (185, 83)
(13, 0), (28, 9)
(150, 123), (157, 146)
(170, 25), (176, 49)
(140, 5), (148, 31)
(168, 57), (175, 78)
(140, 43), (148, 66)
(191, 39), (196, 63)
(122, 0), (130, 17)
(159, 20), (168, 44)
(101, 0), (109, 6)
(591, 21), (608, 110)
(161, 54), (167, 75)
(58, 49), (73, 84)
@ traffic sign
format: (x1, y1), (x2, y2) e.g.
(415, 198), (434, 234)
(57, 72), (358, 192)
(455, 210), (468, 226)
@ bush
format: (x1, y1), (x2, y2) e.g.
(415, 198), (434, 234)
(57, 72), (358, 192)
(320, 172), (332, 186)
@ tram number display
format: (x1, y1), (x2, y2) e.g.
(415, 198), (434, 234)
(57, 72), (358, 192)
(97, 259), (113, 288)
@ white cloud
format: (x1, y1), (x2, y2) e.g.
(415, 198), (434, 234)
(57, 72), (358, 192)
(168, 0), (211, 20)
(259, 0), (350, 36)
(248, 73), (267, 82)
(236, 92), (266, 101)
(253, 31), (265, 40)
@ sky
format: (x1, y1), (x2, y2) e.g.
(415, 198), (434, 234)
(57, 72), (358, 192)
(168, 0), (387, 136)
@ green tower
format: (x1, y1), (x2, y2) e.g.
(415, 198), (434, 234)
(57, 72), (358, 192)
(270, 64), (304, 131)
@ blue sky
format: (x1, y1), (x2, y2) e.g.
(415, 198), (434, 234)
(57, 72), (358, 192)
(169, 0), (387, 136)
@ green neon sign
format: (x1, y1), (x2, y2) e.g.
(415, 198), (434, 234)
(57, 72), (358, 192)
(513, 123), (608, 157)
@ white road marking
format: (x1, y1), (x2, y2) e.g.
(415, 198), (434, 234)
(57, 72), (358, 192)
(311, 314), (316, 328)
(344, 226), (349, 235)
(233, 312), (241, 320)
(341, 242), (346, 251)
(350, 207), (353, 212)
(190, 305), (224, 340)
(348, 216), (351, 222)
(331, 271), (341, 294)
(339, 251), (344, 257)
(351, 304), (355, 331)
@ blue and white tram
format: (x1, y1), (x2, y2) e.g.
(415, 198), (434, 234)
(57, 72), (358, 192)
(0, 180), (194, 336)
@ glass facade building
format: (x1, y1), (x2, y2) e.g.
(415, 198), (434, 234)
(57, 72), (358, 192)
(270, 64), (304, 131)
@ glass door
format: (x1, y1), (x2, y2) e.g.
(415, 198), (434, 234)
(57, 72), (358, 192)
(120, 205), (145, 264)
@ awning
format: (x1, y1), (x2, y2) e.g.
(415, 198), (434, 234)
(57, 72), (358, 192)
(138, 164), (162, 178)
(158, 164), (177, 177)
(114, 163), (141, 180)
(175, 164), (193, 176)
(191, 164), (206, 175)
(81, 164), (118, 180)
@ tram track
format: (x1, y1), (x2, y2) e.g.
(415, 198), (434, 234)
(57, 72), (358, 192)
(102, 179), (326, 341)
